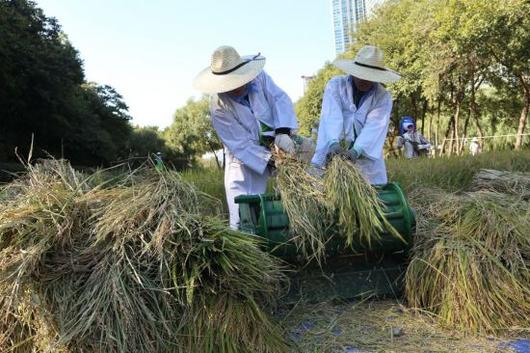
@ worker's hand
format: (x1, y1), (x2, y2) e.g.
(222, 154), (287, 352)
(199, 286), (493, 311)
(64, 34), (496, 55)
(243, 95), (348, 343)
(326, 142), (343, 163)
(266, 155), (276, 175)
(344, 147), (360, 162)
(306, 164), (325, 179)
(274, 134), (296, 154)
(418, 143), (431, 150)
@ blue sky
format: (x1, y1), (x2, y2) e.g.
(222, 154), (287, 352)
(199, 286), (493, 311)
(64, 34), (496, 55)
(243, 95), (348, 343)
(35, 0), (335, 128)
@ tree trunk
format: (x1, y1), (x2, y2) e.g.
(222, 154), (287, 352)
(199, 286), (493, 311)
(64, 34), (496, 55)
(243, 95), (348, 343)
(515, 75), (530, 150)
(449, 120), (455, 156)
(461, 108), (471, 154)
(213, 148), (221, 170)
(435, 98), (442, 156)
(471, 81), (484, 141)
(206, 140), (221, 169)
(441, 115), (455, 155)
(428, 101), (434, 142)
(421, 99), (427, 135)
(453, 100), (461, 155)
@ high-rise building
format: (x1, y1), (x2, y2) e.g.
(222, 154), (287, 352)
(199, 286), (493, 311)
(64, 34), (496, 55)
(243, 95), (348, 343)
(332, 0), (384, 55)
(301, 75), (315, 93)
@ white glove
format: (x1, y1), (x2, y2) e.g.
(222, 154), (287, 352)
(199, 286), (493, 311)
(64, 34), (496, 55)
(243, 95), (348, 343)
(418, 143), (431, 150)
(274, 134), (295, 154)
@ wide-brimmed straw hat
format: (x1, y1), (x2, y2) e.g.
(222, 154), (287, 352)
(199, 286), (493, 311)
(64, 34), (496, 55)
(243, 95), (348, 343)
(193, 46), (266, 94)
(333, 45), (400, 84)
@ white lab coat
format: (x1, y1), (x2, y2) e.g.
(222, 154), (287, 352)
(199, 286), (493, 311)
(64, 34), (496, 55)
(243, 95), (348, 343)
(311, 75), (393, 184)
(469, 141), (481, 156)
(211, 71), (298, 229)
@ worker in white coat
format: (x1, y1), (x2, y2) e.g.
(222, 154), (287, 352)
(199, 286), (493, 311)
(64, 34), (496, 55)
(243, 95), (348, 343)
(469, 137), (481, 156)
(193, 45), (300, 229)
(396, 121), (431, 159)
(311, 45), (400, 184)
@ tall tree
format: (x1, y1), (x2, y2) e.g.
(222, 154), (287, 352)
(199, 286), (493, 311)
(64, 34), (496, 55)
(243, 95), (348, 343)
(0, 0), (134, 165)
(164, 97), (223, 168)
(459, 0), (530, 149)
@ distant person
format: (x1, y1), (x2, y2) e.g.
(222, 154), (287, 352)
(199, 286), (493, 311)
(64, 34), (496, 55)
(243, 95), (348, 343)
(193, 45), (312, 229)
(469, 137), (482, 156)
(396, 121), (431, 159)
(310, 45), (400, 184)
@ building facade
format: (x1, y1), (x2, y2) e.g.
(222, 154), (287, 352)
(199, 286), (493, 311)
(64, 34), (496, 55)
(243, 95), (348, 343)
(332, 0), (384, 54)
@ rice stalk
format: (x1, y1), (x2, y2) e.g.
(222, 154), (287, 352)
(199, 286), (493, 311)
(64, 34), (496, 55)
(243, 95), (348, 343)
(274, 153), (331, 264)
(180, 291), (289, 353)
(406, 191), (530, 334)
(0, 160), (291, 353)
(0, 160), (92, 353)
(274, 153), (402, 264)
(324, 157), (402, 248)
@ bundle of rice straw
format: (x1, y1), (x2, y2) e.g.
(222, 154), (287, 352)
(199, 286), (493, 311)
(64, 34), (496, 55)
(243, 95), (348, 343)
(406, 190), (530, 334)
(324, 157), (402, 248)
(274, 153), (330, 262)
(274, 153), (401, 264)
(471, 169), (530, 199)
(0, 160), (290, 353)
(0, 160), (93, 352)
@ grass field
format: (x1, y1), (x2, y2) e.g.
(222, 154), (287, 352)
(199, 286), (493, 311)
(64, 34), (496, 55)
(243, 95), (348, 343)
(184, 150), (530, 211)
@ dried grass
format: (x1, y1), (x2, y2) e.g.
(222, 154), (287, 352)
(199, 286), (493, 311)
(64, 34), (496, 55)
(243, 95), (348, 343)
(406, 190), (530, 334)
(0, 159), (290, 353)
(274, 154), (401, 264)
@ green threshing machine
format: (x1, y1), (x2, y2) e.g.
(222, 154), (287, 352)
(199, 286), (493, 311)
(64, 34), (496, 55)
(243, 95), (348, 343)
(235, 182), (415, 302)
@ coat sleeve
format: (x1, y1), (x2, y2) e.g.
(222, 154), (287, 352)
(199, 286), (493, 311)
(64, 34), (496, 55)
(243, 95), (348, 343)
(311, 78), (344, 167)
(211, 101), (271, 174)
(353, 91), (393, 160)
(261, 71), (298, 130)
(418, 133), (430, 145)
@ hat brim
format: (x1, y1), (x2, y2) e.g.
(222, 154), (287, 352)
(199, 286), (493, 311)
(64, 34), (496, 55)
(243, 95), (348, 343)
(333, 59), (401, 84)
(193, 55), (266, 94)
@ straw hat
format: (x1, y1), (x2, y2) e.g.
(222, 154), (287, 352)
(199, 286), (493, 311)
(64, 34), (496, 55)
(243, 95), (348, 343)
(333, 45), (400, 84)
(193, 46), (266, 94)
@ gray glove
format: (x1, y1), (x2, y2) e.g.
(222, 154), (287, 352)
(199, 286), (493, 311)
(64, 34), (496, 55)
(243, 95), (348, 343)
(326, 142), (343, 163)
(274, 134), (296, 154)
(344, 147), (360, 162)
(306, 164), (325, 179)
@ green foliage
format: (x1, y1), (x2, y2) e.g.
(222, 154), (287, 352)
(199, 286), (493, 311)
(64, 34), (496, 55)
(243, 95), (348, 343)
(297, 0), (530, 153)
(0, 0), (133, 166)
(128, 126), (167, 157)
(164, 97), (222, 167)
